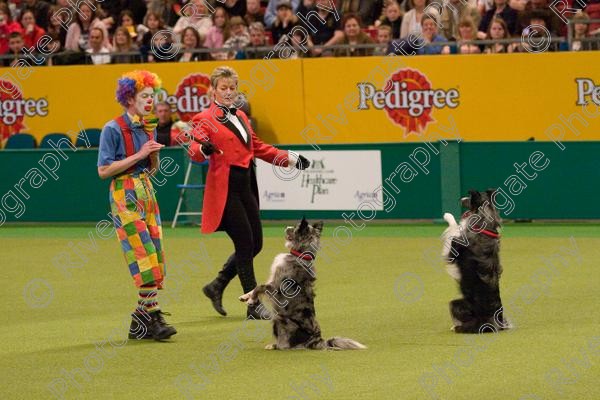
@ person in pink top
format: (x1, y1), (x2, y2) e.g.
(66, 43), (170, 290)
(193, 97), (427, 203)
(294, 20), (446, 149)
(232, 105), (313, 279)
(204, 6), (230, 60)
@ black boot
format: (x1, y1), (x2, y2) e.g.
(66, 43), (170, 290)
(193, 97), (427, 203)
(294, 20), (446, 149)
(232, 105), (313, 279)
(148, 311), (177, 340)
(128, 312), (153, 340)
(203, 278), (228, 316)
(247, 302), (272, 320)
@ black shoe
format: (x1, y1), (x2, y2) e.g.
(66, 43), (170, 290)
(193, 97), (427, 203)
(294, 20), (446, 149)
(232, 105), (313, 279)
(247, 303), (272, 320)
(148, 311), (177, 340)
(203, 280), (227, 316)
(128, 312), (153, 340)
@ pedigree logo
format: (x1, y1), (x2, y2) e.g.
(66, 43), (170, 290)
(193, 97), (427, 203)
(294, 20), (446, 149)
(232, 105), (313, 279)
(155, 73), (211, 122)
(0, 79), (49, 143)
(357, 69), (459, 136)
(575, 78), (600, 106)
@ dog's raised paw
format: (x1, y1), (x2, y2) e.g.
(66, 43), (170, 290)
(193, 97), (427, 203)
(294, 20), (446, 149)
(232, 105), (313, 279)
(239, 294), (250, 303)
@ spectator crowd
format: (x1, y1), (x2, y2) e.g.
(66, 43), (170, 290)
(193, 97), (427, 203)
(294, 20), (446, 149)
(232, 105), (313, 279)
(0, 0), (598, 66)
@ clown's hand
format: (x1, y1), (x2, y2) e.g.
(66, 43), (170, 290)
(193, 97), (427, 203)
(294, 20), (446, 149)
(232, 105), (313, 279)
(199, 140), (218, 156)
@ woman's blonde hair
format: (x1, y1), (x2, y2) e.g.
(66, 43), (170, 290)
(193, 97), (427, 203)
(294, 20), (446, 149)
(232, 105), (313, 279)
(210, 66), (238, 89)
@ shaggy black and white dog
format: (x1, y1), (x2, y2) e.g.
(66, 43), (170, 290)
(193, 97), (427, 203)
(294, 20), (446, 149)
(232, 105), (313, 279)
(442, 189), (511, 333)
(239, 218), (366, 350)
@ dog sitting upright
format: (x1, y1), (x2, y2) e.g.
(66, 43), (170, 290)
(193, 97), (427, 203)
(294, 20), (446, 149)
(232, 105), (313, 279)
(239, 218), (366, 350)
(442, 189), (511, 333)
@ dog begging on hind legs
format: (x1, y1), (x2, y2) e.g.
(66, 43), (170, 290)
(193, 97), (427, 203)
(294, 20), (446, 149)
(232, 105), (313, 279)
(442, 189), (513, 333)
(239, 218), (367, 350)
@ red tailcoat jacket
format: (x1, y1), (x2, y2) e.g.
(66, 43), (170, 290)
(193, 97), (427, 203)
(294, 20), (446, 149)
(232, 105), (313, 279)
(188, 102), (290, 233)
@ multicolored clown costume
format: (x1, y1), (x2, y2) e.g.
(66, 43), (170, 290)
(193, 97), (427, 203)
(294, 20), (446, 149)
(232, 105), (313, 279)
(97, 70), (176, 340)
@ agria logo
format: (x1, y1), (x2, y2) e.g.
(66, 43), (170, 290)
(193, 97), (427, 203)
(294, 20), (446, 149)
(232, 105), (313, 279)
(357, 69), (459, 136)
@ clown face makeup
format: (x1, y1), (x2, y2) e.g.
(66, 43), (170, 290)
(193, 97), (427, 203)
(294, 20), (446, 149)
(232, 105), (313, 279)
(132, 87), (155, 116)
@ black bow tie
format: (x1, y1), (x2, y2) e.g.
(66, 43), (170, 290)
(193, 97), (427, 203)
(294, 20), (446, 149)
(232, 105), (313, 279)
(218, 104), (238, 115)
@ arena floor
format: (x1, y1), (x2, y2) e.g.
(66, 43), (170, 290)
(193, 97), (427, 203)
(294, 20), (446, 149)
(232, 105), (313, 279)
(3, 223), (599, 399)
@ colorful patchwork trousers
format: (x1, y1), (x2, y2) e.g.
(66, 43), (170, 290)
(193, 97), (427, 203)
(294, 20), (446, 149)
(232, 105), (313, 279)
(110, 173), (165, 288)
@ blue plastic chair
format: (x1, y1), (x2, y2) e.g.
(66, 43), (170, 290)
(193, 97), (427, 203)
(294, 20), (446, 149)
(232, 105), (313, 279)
(4, 133), (37, 149)
(76, 128), (102, 148)
(39, 133), (73, 149)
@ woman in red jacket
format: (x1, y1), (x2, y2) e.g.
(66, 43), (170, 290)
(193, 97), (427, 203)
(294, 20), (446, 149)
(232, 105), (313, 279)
(188, 66), (310, 319)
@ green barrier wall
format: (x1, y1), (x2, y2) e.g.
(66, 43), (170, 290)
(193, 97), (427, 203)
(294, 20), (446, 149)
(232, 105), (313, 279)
(0, 141), (598, 224)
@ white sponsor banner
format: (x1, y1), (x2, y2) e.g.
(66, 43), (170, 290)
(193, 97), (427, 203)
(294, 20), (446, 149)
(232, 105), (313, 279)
(256, 150), (383, 210)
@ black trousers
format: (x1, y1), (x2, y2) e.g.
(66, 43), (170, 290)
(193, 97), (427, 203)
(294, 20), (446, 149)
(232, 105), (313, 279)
(215, 166), (263, 294)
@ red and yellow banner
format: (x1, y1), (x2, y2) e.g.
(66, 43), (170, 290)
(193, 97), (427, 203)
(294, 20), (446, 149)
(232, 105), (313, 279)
(1, 51), (599, 146)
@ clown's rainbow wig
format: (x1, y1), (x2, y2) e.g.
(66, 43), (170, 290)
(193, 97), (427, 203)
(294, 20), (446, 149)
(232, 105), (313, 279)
(116, 70), (162, 107)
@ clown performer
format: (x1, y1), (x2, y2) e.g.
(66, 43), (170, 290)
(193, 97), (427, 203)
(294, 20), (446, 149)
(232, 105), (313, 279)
(97, 70), (177, 341)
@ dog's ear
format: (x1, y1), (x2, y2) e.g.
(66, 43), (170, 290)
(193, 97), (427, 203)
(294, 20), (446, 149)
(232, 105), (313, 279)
(486, 188), (497, 199)
(313, 221), (324, 234)
(299, 217), (309, 233)
(469, 189), (481, 207)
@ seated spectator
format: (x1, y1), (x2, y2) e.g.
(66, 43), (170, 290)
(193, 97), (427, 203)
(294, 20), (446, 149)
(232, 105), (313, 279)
(147, 0), (180, 27)
(19, 9), (45, 49)
(299, 0), (344, 56)
(223, 0), (247, 17)
(483, 17), (510, 53)
(101, 0), (147, 29)
(3, 31), (26, 67)
(85, 27), (111, 64)
(139, 11), (165, 59)
(519, 0), (563, 37)
(339, 0), (384, 28)
(20, 0), (50, 30)
(118, 10), (138, 41)
(265, 0), (300, 28)
(442, 16), (480, 54)
(378, 0), (403, 39)
(440, 0), (480, 41)
(244, 0), (265, 26)
(288, 28), (315, 58)
(242, 21), (271, 59)
(44, 33), (64, 66)
(374, 24), (392, 55)
(65, 3), (110, 52)
(111, 26), (140, 63)
(147, 30), (176, 62)
(334, 13), (375, 57)
(271, 0), (299, 44)
(569, 11), (598, 51)
(223, 16), (251, 59)
(204, 6), (230, 60)
(47, 5), (67, 48)
(0, 3), (23, 54)
(478, 0), (518, 39)
(400, 0), (439, 39)
(417, 13), (448, 54)
(173, 0), (213, 39)
(155, 102), (174, 146)
(176, 26), (211, 61)
(510, 11), (556, 52)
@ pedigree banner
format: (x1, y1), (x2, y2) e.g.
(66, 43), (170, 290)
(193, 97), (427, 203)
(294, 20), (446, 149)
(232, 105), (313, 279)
(301, 52), (600, 144)
(0, 59), (305, 146)
(1, 52), (599, 146)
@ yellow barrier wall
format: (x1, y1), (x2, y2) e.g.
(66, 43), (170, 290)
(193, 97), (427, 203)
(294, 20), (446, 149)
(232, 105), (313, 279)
(1, 52), (599, 146)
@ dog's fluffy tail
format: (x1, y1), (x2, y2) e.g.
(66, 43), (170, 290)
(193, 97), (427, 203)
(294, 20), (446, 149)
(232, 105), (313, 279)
(326, 337), (367, 350)
(443, 213), (457, 227)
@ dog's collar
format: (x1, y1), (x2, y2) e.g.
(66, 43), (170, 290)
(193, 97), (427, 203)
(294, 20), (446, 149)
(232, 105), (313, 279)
(290, 249), (316, 261)
(472, 226), (500, 239)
